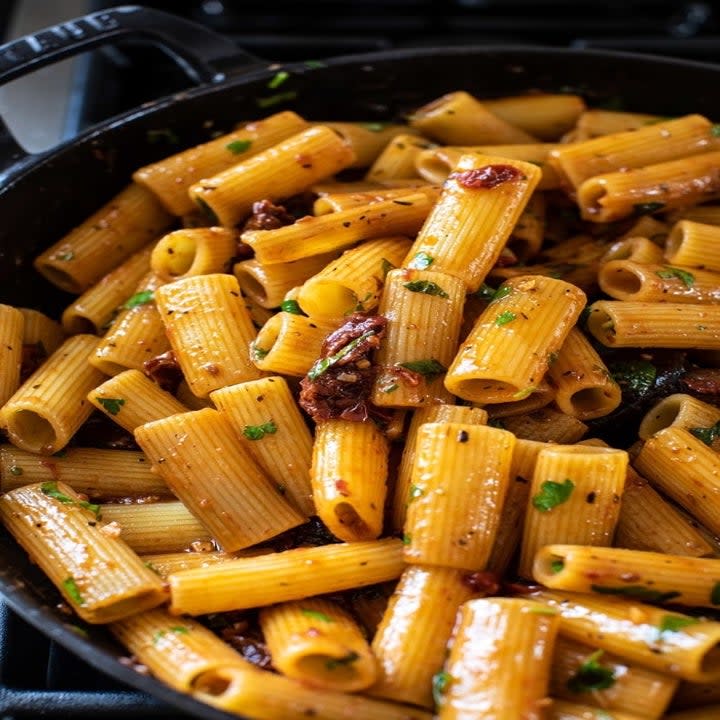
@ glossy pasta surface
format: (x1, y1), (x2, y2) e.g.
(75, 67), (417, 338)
(4, 90), (720, 720)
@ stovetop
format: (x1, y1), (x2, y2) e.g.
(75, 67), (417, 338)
(2, 1), (720, 718)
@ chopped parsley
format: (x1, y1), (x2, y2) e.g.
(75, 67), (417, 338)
(532, 479), (575, 512)
(712, 124), (720, 137)
(304, 60), (326, 69)
(408, 484), (424, 503)
(9, 465), (22, 476)
(62, 577), (85, 605)
(432, 670), (453, 706)
(123, 290), (154, 309)
(712, 582), (720, 606)
(659, 615), (699, 634)
(491, 285), (512, 302)
(252, 344), (270, 361)
(380, 257), (395, 278)
(655, 267), (695, 287)
(243, 421), (278, 440)
(399, 358), (446, 379)
(226, 139), (252, 155)
(567, 650), (616, 693)
(381, 383), (399, 393)
(550, 559), (565, 574)
(475, 283), (496, 300)
(690, 421), (720, 446)
(195, 196), (219, 225)
(267, 70), (290, 89)
(96, 397), (125, 416)
(495, 311), (517, 326)
(403, 280), (449, 298)
(512, 386), (537, 400)
(325, 651), (359, 670)
(360, 122), (391, 132)
(308, 330), (377, 381)
(280, 299), (304, 315)
(547, 351), (559, 366)
(609, 359), (656, 398)
(301, 609), (333, 622)
(633, 202), (665, 215)
(78, 500), (102, 518)
(590, 585), (681, 603)
(41, 482), (74, 504)
(401, 532), (412, 545)
(57, 251), (75, 261)
(407, 251), (434, 270)
(256, 91), (298, 109)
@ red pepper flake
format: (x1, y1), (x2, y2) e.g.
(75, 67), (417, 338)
(451, 164), (522, 189)
(335, 479), (351, 497)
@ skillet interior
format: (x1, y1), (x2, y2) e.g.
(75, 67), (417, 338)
(2, 45), (720, 718)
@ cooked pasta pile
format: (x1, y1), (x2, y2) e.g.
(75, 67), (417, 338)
(3, 89), (720, 719)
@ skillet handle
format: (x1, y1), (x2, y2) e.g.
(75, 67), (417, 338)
(0, 5), (263, 170)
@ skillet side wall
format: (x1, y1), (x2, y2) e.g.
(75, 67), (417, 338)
(0, 45), (720, 719)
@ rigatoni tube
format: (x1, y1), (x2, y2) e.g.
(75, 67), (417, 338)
(0, 482), (166, 623)
(436, 598), (559, 720)
(403, 422), (515, 570)
(168, 539), (405, 615)
(135, 408), (304, 551)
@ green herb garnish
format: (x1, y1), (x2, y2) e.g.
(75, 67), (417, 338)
(96, 397), (125, 416)
(407, 251), (434, 270)
(610, 359), (656, 398)
(408, 484), (424, 503)
(123, 290), (154, 309)
(690, 421), (720, 446)
(9, 466), (23, 476)
(550, 559), (565, 574)
(567, 650), (616, 693)
(491, 285), (512, 302)
(57, 251), (75, 261)
(325, 651), (359, 670)
(659, 615), (699, 634)
(256, 91), (298, 109)
(301, 609), (333, 622)
(280, 299), (304, 315)
(380, 257), (395, 278)
(360, 122), (390, 132)
(41, 481), (75, 504)
(398, 358), (446, 379)
(475, 283), (496, 300)
(226, 139), (252, 155)
(308, 331), (376, 381)
(590, 585), (681, 603)
(243, 421), (278, 440)
(401, 532), (412, 545)
(712, 124), (720, 137)
(62, 577), (85, 605)
(655, 267), (695, 287)
(403, 280), (449, 298)
(495, 311), (517, 326)
(532, 479), (575, 512)
(267, 70), (290, 89)
(304, 60), (326, 69)
(432, 670), (453, 706)
(252, 344), (270, 361)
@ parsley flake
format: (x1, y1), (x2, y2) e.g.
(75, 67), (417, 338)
(123, 290), (154, 309)
(532, 479), (575, 512)
(690, 421), (720, 446)
(280, 299), (304, 315)
(79, 500), (102, 518)
(403, 280), (449, 298)
(308, 331), (376, 380)
(401, 532), (412, 545)
(304, 60), (326, 69)
(655, 267), (695, 287)
(610, 359), (656, 398)
(590, 585), (681, 603)
(712, 124), (720, 137)
(491, 285), (512, 302)
(360, 122), (390, 132)
(63, 577), (85, 605)
(256, 91), (298, 109)
(567, 650), (616, 693)
(243, 421), (278, 440)
(41, 482), (74, 504)
(475, 283), (496, 300)
(96, 397), (125, 416)
(252, 344), (270, 361)
(57, 251), (75, 261)
(408, 484), (424, 503)
(398, 358), (446, 379)
(550, 559), (565, 574)
(325, 651), (359, 670)
(659, 615), (699, 634)
(380, 257), (395, 278)
(301, 609), (333, 622)
(495, 310), (517, 326)
(9, 465), (22, 476)
(432, 670), (453, 706)
(512, 385), (537, 400)
(267, 70), (290, 89)
(407, 251), (434, 270)
(226, 139), (252, 155)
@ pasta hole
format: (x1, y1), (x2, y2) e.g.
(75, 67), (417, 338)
(153, 233), (197, 277)
(638, 395), (683, 439)
(62, 315), (96, 335)
(298, 281), (357, 318)
(193, 669), (233, 697)
(296, 653), (363, 688)
(6, 410), (56, 453)
(334, 503), (373, 540)
(234, 269), (268, 305)
(37, 264), (79, 294)
(570, 388), (611, 413)
(416, 154), (454, 184)
(604, 266), (641, 297)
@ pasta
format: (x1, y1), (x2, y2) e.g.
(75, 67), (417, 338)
(7, 90), (720, 720)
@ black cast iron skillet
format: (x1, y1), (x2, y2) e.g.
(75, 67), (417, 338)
(2, 5), (720, 718)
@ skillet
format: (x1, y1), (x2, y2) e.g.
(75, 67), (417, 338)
(2, 5), (720, 718)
